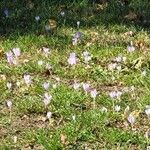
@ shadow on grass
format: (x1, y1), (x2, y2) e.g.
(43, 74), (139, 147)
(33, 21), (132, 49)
(0, 0), (150, 39)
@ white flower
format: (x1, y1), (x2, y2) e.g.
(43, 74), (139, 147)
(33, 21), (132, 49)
(141, 70), (147, 76)
(83, 51), (92, 63)
(90, 89), (98, 99)
(16, 81), (21, 87)
(115, 56), (122, 62)
(43, 93), (52, 106)
(101, 107), (107, 113)
(109, 91), (122, 99)
(73, 82), (80, 90)
(35, 16), (40, 21)
(72, 115), (76, 121)
(4, 9), (9, 17)
(122, 57), (127, 62)
(37, 60), (43, 66)
(127, 114), (135, 125)
(42, 47), (50, 56)
(46, 63), (52, 70)
(77, 21), (80, 28)
(82, 83), (90, 92)
(13, 136), (17, 143)
(24, 74), (32, 85)
(116, 91), (122, 98)
(108, 63), (117, 71)
(6, 82), (12, 90)
(109, 91), (117, 99)
(127, 44), (135, 52)
(144, 131), (149, 139)
(45, 25), (50, 31)
(6, 100), (12, 109)
(60, 11), (65, 17)
(116, 65), (122, 71)
(72, 37), (78, 45)
(114, 105), (121, 112)
(6, 51), (15, 65)
(43, 82), (50, 90)
(52, 84), (57, 89)
(145, 105), (150, 115)
(68, 52), (77, 65)
(46, 111), (52, 119)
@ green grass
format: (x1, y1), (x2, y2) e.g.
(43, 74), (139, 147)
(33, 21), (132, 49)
(0, 1), (150, 149)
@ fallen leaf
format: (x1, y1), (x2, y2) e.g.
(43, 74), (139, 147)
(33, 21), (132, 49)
(60, 133), (67, 145)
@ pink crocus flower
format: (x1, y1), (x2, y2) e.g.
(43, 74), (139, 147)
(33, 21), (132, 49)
(12, 48), (21, 57)
(82, 83), (90, 92)
(6, 51), (15, 65)
(90, 89), (98, 99)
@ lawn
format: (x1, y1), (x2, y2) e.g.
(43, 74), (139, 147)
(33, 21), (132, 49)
(0, 1), (150, 149)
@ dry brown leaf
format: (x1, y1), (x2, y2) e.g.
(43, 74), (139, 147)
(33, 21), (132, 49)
(48, 19), (57, 29)
(135, 40), (145, 49)
(60, 133), (67, 145)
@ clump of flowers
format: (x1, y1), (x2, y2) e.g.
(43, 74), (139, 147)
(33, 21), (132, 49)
(6, 48), (21, 65)
(114, 55), (126, 63)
